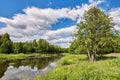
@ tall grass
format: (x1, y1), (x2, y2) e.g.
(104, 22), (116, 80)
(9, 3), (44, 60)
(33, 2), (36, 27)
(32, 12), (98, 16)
(36, 54), (120, 80)
(0, 53), (60, 63)
(0, 53), (27, 62)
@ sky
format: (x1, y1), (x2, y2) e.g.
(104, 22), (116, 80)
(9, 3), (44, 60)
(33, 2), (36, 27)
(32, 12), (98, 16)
(0, 0), (120, 48)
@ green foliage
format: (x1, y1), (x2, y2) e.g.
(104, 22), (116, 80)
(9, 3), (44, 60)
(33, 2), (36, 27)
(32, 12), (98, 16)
(23, 42), (34, 53)
(13, 42), (23, 53)
(58, 55), (86, 66)
(0, 53), (54, 63)
(80, 6), (114, 53)
(0, 53), (30, 62)
(0, 33), (66, 54)
(69, 40), (86, 54)
(0, 35), (2, 45)
(0, 33), (13, 53)
(37, 39), (49, 53)
(70, 6), (115, 61)
(112, 31), (120, 53)
(32, 39), (38, 52)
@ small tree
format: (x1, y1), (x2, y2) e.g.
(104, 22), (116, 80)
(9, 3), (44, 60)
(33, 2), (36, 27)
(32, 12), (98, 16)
(76, 6), (114, 61)
(0, 33), (13, 53)
(32, 39), (37, 52)
(37, 39), (49, 53)
(13, 42), (23, 53)
(111, 31), (120, 53)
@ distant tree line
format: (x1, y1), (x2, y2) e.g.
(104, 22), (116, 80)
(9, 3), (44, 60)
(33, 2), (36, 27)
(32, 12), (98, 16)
(0, 33), (68, 54)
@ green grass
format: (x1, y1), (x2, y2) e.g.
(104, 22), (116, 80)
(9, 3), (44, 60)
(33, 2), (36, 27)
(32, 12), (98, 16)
(36, 54), (120, 80)
(0, 53), (58, 63)
(0, 53), (25, 62)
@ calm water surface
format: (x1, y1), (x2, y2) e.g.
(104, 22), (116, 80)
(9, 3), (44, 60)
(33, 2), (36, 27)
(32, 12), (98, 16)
(0, 56), (62, 80)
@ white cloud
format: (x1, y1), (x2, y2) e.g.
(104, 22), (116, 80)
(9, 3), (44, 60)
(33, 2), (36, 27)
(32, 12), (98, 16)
(109, 8), (120, 30)
(42, 26), (76, 48)
(0, 7), (83, 37)
(89, 0), (104, 3)
(0, 1), (104, 48)
(89, 0), (94, 3)
(43, 26), (76, 40)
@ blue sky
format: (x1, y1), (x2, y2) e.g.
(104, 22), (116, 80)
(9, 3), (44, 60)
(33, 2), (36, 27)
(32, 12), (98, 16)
(0, 0), (87, 17)
(0, 0), (120, 47)
(0, 0), (87, 29)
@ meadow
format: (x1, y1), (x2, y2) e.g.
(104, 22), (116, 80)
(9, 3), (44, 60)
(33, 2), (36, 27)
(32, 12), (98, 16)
(0, 53), (120, 80)
(36, 54), (120, 80)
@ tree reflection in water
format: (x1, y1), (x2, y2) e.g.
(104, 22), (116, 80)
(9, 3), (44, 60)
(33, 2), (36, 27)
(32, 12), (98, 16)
(0, 56), (62, 80)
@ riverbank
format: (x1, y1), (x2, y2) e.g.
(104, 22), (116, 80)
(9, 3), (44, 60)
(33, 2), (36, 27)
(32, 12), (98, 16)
(0, 53), (62, 80)
(36, 54), (120, 80)
(0, 53), (60, 63)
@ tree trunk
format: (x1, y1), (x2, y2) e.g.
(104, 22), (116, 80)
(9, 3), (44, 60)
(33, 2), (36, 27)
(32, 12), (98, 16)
(88, 53), (96, 62)
(84, 39), (96, 62)
(91, 53), (96, 62)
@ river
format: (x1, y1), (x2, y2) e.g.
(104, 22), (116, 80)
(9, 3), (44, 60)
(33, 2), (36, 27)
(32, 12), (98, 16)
(0, 56), (62, 80)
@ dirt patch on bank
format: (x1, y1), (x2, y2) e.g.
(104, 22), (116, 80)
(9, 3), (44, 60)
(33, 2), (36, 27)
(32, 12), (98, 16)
(106, 53), (120, 57)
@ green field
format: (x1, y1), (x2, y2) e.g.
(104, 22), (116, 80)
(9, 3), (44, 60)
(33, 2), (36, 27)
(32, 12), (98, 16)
(36, 54), (120, 80)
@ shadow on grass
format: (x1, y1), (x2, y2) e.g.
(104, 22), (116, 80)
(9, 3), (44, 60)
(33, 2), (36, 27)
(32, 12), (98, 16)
(97, 56), (117, 61)
(78, 56), (117, 62)
(78, 58), (88, 61)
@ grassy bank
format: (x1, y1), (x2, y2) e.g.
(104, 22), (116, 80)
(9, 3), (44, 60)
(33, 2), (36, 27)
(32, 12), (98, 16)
(0, 53), (59, 63)
(36, 54), (120, 80)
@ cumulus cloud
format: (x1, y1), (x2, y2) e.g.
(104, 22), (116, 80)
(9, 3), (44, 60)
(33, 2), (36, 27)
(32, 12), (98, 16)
(0, 7), (77, 37)
(109, 8), (120, 30)
(0, 0), (104, 48)
(42, 26), (76, 47)
(0, 7), (84, 37)
(43, 26), (76, 40)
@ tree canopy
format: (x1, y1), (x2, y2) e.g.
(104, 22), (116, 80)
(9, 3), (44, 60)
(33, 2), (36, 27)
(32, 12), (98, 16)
(69, 6), (116, 61)
(0, 33), (13, 53)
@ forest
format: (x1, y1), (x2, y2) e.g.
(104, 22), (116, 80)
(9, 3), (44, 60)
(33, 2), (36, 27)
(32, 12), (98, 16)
(0, 33), (67, 54)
